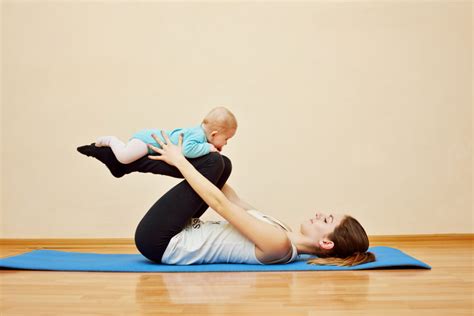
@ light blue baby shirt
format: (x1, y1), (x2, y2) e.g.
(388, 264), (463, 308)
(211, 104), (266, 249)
(130, 124), (211, 158)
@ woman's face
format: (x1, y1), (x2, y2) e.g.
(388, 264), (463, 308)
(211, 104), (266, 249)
(300, 212), (346, 249)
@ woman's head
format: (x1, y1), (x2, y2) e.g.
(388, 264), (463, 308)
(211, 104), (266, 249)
(300, 212), (376, 266)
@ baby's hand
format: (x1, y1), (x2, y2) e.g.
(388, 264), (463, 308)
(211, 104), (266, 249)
(209, 144), (220, 153)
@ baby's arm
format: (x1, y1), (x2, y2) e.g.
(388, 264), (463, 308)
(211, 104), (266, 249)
(182, 139), (212, 158)
(180, 127), (222, 158)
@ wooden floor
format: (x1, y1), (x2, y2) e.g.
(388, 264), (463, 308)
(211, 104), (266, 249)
(1, 236), (473, 316)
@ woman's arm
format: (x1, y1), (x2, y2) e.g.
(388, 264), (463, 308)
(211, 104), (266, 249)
(148, 132), (291, 258)
(221, 184), (256, 211)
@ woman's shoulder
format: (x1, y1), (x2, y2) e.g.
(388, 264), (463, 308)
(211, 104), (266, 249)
(247, 209), (292, 232)
(246, 210), (297, 264)
(255, 237), (297, 264)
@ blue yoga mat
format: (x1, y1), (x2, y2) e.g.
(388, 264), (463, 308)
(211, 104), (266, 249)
(0, 246), (431, 272)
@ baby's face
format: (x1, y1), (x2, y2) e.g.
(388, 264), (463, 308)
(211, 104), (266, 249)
(210, 129), (236, 152)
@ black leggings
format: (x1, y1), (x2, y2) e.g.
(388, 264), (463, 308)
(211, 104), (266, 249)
(93, 147), (232, 263)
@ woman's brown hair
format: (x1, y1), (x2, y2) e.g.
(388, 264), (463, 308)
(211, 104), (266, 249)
(307, 216), (376, 267)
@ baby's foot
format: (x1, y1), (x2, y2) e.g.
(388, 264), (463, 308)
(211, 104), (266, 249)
(95, 136), (114, 147)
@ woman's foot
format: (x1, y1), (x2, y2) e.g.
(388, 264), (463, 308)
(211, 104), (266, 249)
(77, 143), (125, 178)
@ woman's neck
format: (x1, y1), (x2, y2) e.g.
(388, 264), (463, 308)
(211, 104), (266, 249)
(285, 231), (318, 255)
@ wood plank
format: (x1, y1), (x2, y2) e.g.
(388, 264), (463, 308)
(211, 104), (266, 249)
(1, 236), (473, 315)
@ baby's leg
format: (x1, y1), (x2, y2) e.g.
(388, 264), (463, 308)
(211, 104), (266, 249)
(95, 135), (120, 147)
(103, 137), (148, 164)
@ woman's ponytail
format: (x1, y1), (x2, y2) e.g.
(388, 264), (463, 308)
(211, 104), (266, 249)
(307, 251), (376, 267)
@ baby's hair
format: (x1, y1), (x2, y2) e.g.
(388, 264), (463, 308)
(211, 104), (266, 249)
(202, 106), (238, 132)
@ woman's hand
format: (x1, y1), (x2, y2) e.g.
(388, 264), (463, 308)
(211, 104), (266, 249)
(147, 131), (185, 167)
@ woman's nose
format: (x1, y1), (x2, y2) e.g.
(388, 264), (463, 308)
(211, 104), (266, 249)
(315, 213), (325, 219)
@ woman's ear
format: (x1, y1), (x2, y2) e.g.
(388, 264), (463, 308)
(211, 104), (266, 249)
(318, 239), (335, 250)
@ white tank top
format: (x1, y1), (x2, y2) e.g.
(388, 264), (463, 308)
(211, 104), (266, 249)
(161, 209), (299, 265)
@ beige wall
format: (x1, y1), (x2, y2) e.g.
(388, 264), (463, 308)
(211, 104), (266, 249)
(0, 0), (3, 238)
(1, 1), (472, 238)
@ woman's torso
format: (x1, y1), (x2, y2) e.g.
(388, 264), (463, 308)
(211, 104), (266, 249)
(161, 209), (298, 265)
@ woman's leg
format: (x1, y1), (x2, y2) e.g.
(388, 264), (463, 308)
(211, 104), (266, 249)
(78, 143), (232, 218)
(77, 144), (185, 178)
(134, 153), (229, 263)
(191, 155), (232, 218)
(77, 143), (229, 181)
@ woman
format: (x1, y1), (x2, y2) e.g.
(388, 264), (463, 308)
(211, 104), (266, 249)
(78, 133), (375, 266)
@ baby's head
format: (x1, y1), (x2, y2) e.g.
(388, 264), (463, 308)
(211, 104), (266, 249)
(201, 106), (238, 152)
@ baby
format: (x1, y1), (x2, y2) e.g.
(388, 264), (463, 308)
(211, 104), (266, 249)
(93, 106), (237, 164)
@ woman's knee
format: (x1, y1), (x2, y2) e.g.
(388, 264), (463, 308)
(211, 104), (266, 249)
(134, 227), (167, 263)
(207, 152), (223, 164)
(203, 152), (225, 177)
(208, 153), (233, 180)
(221, 155), (232, 178)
